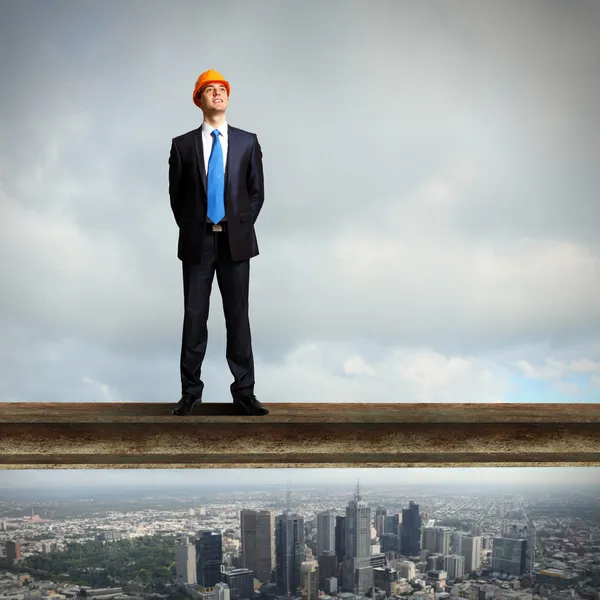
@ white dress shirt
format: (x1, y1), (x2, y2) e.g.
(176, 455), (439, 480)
(201, 120), (228, 175)
(202, 121), (228, 223)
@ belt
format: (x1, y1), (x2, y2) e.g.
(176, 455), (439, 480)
(206, 222), (228, 232)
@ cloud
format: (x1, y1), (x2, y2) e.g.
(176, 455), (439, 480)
(0, 0), (599, 405)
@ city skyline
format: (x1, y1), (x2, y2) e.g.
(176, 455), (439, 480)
(1, 477), (598, 600)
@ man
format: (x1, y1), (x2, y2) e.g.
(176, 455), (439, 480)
(169, 69), (268, 416)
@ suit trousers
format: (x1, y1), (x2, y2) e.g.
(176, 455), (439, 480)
(180, 227), (255, 400)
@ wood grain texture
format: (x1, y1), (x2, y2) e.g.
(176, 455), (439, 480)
(0, 403), (598, 468)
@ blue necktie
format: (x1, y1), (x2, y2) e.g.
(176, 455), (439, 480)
(207, 129), (225, 223)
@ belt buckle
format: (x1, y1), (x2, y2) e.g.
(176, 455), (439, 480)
(212, 224), (223, 232)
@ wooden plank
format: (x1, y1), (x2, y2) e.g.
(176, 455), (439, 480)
(0, 403), (598, 468)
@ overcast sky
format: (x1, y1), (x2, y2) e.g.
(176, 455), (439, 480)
(1, 0), (599, 404)
(0, 468), (597, 492)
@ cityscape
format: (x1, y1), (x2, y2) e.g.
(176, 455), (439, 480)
(1, 473), (599, 600)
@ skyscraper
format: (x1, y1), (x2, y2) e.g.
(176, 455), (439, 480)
(461, 536), (481, 573)
(5, 541), (21, 562)
(400, 502), (421, 557)
(451, 531), (464, 555)
(275, 511), (305, 596)
(374, 507), (387, 537)
(316, 510), (336, 557)
(443, 554), (465, 580)
(240, 509), (275, 583)
(491, 538), (527, 576)
(196, 531), (223, 588)
(335, 516), (346, 563)
(222, 567), (254, 600)
(342, 482), (373, 594)
(175, 536), (197, 585)
(301, 560), (319, 600)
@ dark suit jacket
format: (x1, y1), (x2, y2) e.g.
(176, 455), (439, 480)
(169, 124), (264, 263)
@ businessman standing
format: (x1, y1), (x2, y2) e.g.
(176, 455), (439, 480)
(169, 69), (268, 416)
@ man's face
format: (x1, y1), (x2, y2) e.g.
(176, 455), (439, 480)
(199, 83), (229, 112)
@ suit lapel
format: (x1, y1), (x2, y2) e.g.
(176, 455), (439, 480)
(193, 128), (207, 196)
(225, 125), (239, 198)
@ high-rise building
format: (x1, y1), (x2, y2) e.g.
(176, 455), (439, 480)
(437, 528), (452, 556)
(451, 532), (463, 555)
(5, 541), (21, 562)
(222, 567), (254, 600)
(196, 531), (224, 588)
(275, 511), (305, 596)
(335, 516), (346, 563)
(214, 583), (230, 600)
(385, 514), (401, 540)
(443, 554), (465, 580)
(400, 502), (421, 557)
(175, 536), (197, 585)
(317, 551), (337, 590)
(491, 538), (527, 576)
(461, 536), (481, 573)
(398, 561), (416, 581)
(374, 508), (387, 537)
(423, 528), (438, 553)
(373, 566), (398, 596)
(301, 560), (319, 600)
(342, 482), (373, 594)
(316, 510), (336, 557)
(240, 509), (275, 584)
(424, 527), (452, 556)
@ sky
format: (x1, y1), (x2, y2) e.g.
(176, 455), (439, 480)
(0, 468), (598, 493)
(1, 0), (600, 404)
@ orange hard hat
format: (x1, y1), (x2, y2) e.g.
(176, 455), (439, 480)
(193, 69), (230, 108)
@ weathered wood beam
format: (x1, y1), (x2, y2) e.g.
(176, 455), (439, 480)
(0, 403), (598, 469)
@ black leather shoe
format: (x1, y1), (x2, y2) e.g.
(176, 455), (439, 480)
(172, 392), (202, 416)
(234, 395), (269, 416)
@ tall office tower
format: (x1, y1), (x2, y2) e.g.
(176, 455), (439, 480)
(460, 536), (482, 572)
(423, 527), (437, 553)
(275, 511), (305, 596)
(400, 502), (421, 557)
(335, 516), (346, 563)
(451, 532), (463, 555)
(342, 482), (373, 594)
(0, 520), (6, 531)
(373, 566), (398, 596)
(222, 567), (254, 600)
(301, 560), (319, 600)
(214, 583), (231, 600)
(5, 541), (21, 562)
(379, 533), (399, 553)
(436, 528), (452, 556)
(398, 561), (416, 581)
(317, 510), (336, 557)
(317, 551), (338, 590)
(175, 536), (198, 585)
(196, 531), (224, 588)
(427, 554), (444, 571)
(385, 514), (401, 537)
(443, 555), (465, 580)
(240, 509), (275, 584)
(491, 538), (527, 576)
(374, 508), (387, 537)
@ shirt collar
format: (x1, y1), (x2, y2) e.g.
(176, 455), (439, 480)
(202, 121), (228, 139)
